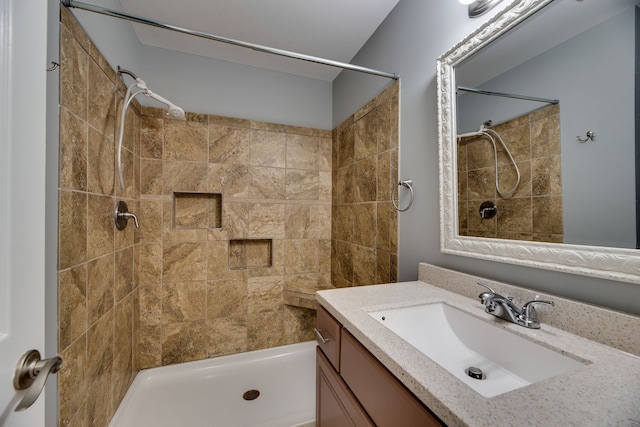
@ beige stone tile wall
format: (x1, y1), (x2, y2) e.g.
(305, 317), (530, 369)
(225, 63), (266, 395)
(331, 82), (399, 287)
(136, 110), (333, 368)
(58, 7), (140, 426)
(457, 104), (563, 242)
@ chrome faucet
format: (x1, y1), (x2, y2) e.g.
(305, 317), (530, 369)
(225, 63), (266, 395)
(477, 282), (554, 329)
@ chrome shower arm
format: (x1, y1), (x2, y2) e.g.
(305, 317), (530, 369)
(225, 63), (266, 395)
(117, 65), (140, 81)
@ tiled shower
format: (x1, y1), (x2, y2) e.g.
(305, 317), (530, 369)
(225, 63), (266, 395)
(57, 7), (399, 426)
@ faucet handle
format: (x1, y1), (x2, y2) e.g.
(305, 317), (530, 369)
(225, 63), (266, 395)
(114, 201), (139, 230)
(476, 282), (497, 306)
(476, 281), (495, 294)
(120, 212), (140, 228)
(521, 299), (554, 328)
(522, 299), (554, 311)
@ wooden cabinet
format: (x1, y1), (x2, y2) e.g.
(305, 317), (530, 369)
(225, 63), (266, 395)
(316, 304), (342, 370)
(317, 348), (374, 427)
(341, 330), (442, 426)
(316, 306), (444, 427)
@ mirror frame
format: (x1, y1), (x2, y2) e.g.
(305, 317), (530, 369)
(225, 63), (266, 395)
(437, 0), (640, 285)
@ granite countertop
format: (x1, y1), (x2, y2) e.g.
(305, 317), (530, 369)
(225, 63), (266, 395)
(317, 281), (640, 427)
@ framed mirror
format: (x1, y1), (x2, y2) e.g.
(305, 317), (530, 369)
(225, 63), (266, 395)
(437, 0), (640, 284)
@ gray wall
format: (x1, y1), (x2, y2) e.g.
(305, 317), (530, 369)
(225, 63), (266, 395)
(69, 2), (332, 129)
(139, 46), (332, 129)
(457, 9), (636, 248)
(333, 0), (640, 315)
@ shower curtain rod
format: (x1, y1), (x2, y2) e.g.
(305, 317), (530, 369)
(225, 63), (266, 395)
(60, 0), (400, 80)
(457, 86), (559, 105)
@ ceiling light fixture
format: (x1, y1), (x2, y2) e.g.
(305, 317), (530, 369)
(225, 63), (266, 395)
(460, 0), (504, 18)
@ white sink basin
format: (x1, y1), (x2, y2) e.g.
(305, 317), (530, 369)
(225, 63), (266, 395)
(368, 303), (586, 398)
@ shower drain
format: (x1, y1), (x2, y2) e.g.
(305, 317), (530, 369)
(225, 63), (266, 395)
(243, 389), (261, 401)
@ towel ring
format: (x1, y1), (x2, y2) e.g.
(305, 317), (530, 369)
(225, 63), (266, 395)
(392, 179), (414, 212)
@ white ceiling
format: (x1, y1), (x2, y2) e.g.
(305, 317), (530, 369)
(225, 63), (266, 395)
(118, 0), (400, 81)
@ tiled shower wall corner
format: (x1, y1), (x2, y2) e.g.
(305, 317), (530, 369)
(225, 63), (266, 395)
(331, 82), (400, 287)
(58, 7), (140, 426)
(457, 104), (563, 242)
(135, 109), (333, 369)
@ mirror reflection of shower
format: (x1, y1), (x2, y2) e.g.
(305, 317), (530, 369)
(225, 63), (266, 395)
(116, 66), (185, 189)
(457, 120), (520, 197)
(456, 103), (564, 243)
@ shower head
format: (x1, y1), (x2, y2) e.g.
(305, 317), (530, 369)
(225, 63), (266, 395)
(167, 105), (186, 119)
(143, 89), (185, 119)
(117, 67), (186, 190)
(133, 78), (185, 119)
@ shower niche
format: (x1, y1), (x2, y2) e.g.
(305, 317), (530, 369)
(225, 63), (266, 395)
(229, 239), (273, 270)
(173, 192), (222, 229)
(172, 192), (273, 270)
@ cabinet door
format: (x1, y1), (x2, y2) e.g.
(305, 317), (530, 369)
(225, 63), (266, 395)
(341, 330), (443, 427)
(317, 348), (374, 427)
(316, 306), (342, 370)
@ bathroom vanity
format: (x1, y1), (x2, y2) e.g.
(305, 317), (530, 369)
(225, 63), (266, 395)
(315, 263), (640, 426)
(315, 305), (443, 426)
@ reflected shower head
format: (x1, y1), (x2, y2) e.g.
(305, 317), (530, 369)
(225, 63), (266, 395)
(457, 119), (493, 139)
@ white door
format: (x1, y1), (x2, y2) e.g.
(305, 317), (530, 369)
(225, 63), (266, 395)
(0, 0), (49, 425)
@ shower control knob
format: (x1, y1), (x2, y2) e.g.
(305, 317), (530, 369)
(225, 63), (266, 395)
(479, 201), (497, 219)
(115, 201), (139, 230)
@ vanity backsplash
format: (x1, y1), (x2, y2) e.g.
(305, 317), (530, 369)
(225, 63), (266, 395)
(418, 263), (640, 357)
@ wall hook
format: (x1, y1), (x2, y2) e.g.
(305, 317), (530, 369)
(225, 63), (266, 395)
(576, 130), (595, 143)
(46, 61), (59, 72)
